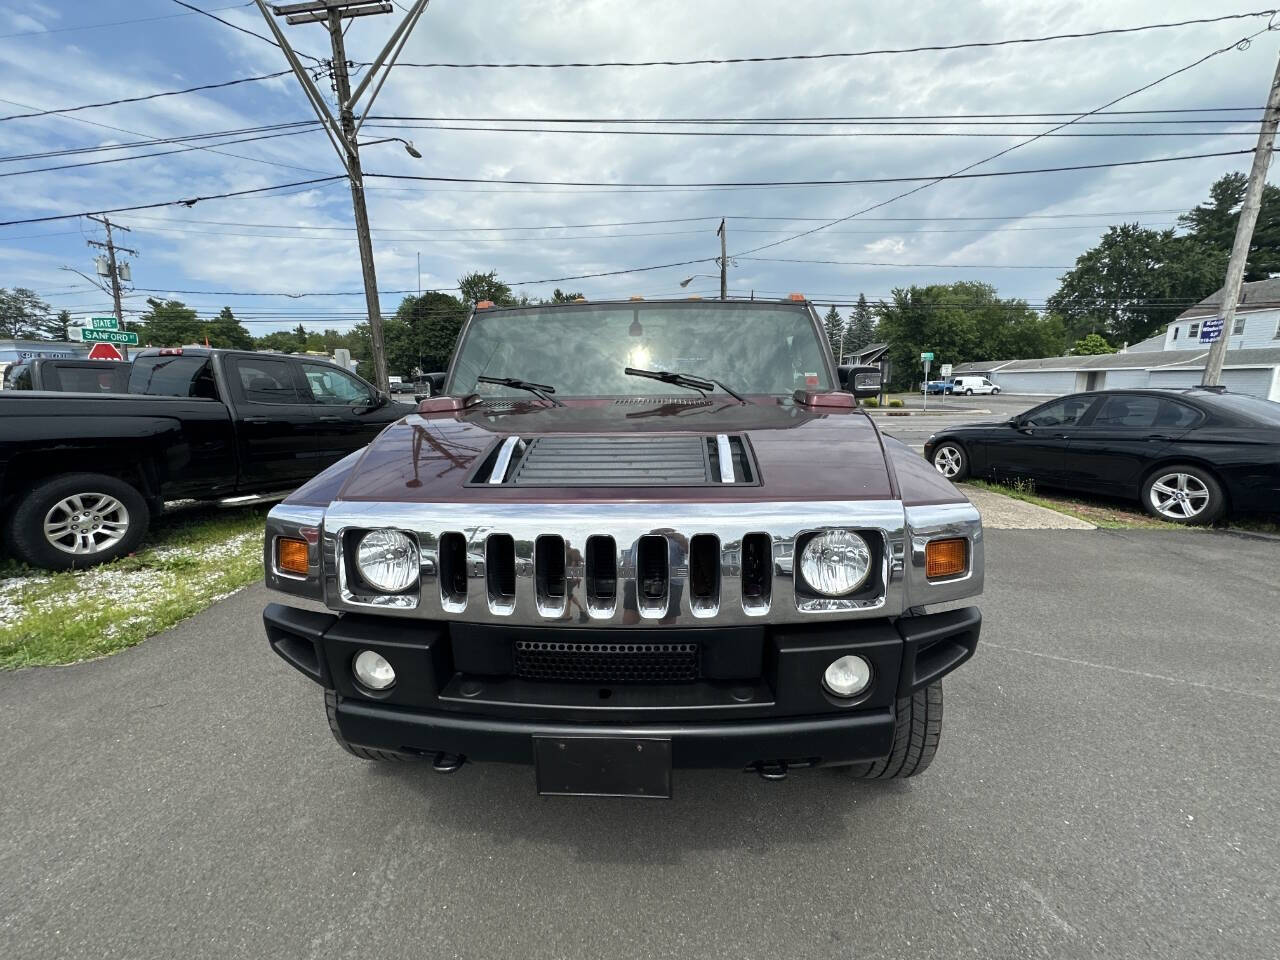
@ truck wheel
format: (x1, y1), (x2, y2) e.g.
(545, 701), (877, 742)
(9, 473), (150, 570)
(848, 683), (943, 779)
(324, 690), (421, 762)
(1140, 464), (1225, 525)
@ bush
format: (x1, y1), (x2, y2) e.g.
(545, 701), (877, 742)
(888, 398), (904, 408)
(861, 396), (879, 407)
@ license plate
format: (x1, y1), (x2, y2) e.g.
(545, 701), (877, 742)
(533, 736), (672, 798)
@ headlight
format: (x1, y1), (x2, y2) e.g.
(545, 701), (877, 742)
(798, 530), (872, 596)
(355, 529), (418, 592)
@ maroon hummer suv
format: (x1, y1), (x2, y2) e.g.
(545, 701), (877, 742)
(262, 297), (983, 796)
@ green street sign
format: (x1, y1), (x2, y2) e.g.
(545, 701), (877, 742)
(921, 352), (934, 361)
(79, 328), (138, 345)
(88, 316), (119, 330)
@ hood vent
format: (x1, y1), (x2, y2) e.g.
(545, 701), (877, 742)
(469, 434), (758, 487)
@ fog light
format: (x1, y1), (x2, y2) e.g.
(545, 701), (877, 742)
(353, 649), (396, 690)
(823, 655), (872, 698)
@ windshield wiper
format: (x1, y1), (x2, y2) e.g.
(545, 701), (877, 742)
(624, 367), (749, 404)
(477, 375), (564, 407)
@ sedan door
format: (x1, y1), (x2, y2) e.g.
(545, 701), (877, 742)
(297, 360), (403, 467)
(1063, 394), (1201, 494)
(224, 355), (318, 487)
(983, 394), (1099, 485)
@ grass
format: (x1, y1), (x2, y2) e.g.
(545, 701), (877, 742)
(0, 503), (270, 670)
(963, 478), (1280, 534)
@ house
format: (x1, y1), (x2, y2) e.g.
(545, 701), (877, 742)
(840, 342), (889, 366)
(949, 279), (1280, 401)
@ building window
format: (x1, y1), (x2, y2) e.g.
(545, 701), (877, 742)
(1189, 322), (1200, 339)
(1233, 317), (1245, 335)
(1172, 327), (1179, 340)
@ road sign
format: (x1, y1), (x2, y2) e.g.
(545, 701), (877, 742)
(1199, 317), (1224, 343)
(940, 363), (953, 377)
(88, 316), (119, 330)
(87, 342), (126, 361)
(75, 327), (138, 345)
(920, 352), (934, 362)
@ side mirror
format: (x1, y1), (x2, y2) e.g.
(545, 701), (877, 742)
(425, 372), (447, 395)
(847, 365), (881, 399)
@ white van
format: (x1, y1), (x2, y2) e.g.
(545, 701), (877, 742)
(951, 375), (1000, 395)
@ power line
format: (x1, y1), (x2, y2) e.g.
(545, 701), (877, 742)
(730, 21), (1276, 259)
(0, 2), (251, 40)
(0, 176), (346, 226)
(381, 11), (1279, 68)
(363, 149), (1254, 188)
(738, 257), (1068, 269)
(0, 71), (291, 123)
(169, 0), (321, 62)
(0, 121), (320, 163)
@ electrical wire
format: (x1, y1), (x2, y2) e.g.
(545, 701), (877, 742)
(0, 2), (251, 40)
(169, 0), (322, 62)
(0, 72), (291, 123)
(381, 11), (1279, 68)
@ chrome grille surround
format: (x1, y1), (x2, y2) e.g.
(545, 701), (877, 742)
(289, 499), (983, 627)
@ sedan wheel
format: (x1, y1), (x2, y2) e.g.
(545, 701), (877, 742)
(932, 443), (967, 480)
(1142, 466), (1224, 525)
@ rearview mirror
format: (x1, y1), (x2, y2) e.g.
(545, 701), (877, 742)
(846, 365), (881, 399)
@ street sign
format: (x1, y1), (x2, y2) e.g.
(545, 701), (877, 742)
(1199, 317), (1224, 343)
(88, 316), (119, 330)
(87, 342), (126, 361)
(75, 327), (138, 345)
(940, 363), (953, 377)
(920, 352), (934, 362)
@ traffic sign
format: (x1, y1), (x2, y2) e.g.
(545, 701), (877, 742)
(920, 352), (934, 361)
(75, 327), (138, 345)
(87, 342), (126, 361)
(88, 316), (119, 330)
(940, 363), (953, 377)
(1199, 317), (1224, 343)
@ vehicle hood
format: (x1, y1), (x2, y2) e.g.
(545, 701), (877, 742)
(331, 396), (894, 504)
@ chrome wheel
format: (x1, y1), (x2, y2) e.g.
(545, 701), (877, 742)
(933, 445), (963, 478)
(42, 493), (131, 556)
(1148, 472), (1210, 520)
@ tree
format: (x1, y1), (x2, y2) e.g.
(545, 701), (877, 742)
(1046, 224), (1224, 346)
(821, 305), (844, 358)
(137, 298), (202, 347)
(254, 330), (303, 353)
(56, 310), (72, 340)
(0, 287), (60, 339)
(1177, 172), (1280, 281)
(1072, 333), (1116, 355)
(204, 306), (253, 350)
(874, 282), (1062, 390)
(457, 270), (514, 306)
(841, 293), (877, 357)
(395, 291), (469, 373)
(550, 288), (584, 303)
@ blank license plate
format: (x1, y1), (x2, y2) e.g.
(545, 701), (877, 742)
(533, 736), (672, 798)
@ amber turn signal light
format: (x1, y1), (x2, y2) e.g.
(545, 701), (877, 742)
(925, 538), (967, 579)
(277, 537), (310, 576)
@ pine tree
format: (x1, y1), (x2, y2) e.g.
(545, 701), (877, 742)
(821, 305), (844, 359)
(841, 293), (877, 357)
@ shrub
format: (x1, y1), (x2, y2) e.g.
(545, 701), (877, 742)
(861, 396), (879, 407)
(888, 398), (904, 408)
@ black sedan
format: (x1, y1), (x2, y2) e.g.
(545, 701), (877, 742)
(923, 387), (1280, 524)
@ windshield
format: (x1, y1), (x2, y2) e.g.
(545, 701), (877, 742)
(449, 302), (832, 398)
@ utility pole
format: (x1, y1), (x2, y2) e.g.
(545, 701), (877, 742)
(85, 215), (137, 324)
(255, 0), (430, 392)
(717, 218), (727, 300)
(1202, 48), (1280, 386)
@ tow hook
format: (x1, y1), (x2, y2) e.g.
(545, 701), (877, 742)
(754, 760), (788, 781)
(431, 752), (465, 774)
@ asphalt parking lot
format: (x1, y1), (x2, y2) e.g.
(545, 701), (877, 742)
(875, 393), (1038, 451)
(2, 528), (1275, 960)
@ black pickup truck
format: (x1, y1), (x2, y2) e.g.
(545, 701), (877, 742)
(0, 347), (410, 570)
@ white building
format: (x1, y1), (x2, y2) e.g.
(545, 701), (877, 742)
(952, 279), (1280, 402)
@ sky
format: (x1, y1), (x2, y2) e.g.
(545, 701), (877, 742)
(0, 0), (1276, 336)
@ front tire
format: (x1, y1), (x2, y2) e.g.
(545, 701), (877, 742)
(1141, 465), (1225, 525)
(991, 387), (1000, 394)
(847, 684), (944, 779)
(325, 690), (421, 762)
(964, 388), (974, 396)
(8, 472), (150, 570)
(931, 442), (968, 480)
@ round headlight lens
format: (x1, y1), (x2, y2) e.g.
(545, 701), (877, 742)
(353, 649), (396, 690)
(355, 529), (418, 593)
(799, 530), (872, 596)
(823, 655), (872, 698)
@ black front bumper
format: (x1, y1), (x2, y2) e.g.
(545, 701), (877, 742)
(265, 604), (980, 770)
